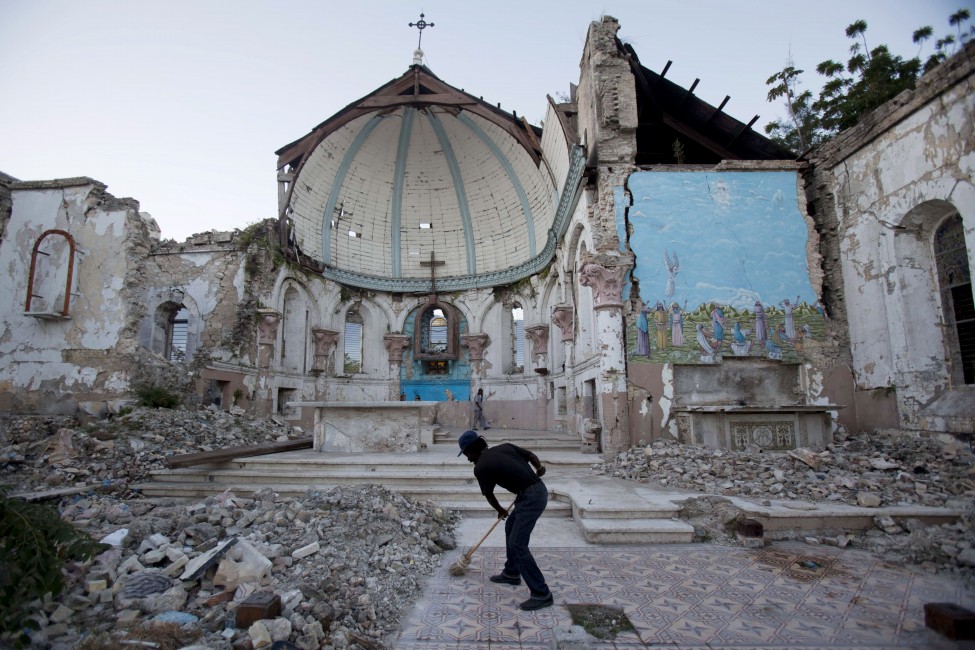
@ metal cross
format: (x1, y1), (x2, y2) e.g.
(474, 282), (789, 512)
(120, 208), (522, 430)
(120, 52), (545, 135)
(420, 250), (445, 295)
(408, 12), (434, 49)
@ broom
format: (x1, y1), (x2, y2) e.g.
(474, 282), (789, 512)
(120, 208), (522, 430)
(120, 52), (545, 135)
(449, 503), (513, 576)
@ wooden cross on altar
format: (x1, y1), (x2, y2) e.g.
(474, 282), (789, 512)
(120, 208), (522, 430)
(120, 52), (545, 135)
(420, 251), (445, 296)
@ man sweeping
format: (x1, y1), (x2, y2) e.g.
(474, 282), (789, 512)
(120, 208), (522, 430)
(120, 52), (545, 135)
(457, 430), (553, 611)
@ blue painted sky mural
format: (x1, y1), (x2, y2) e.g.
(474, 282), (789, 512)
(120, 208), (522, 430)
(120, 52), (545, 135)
(624, 171), (822, 364)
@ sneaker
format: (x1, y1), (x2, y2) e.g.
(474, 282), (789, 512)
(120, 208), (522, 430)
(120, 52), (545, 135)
(484, 426), (491, 430)
(519, 594), (554, 611)
(489, 573), (521, 586)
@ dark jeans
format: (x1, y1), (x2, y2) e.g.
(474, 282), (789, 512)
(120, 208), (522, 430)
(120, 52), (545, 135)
(502, 481), (550, 598)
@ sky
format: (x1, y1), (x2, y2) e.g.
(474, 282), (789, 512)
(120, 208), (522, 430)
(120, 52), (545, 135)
(1, 0), (970, 242)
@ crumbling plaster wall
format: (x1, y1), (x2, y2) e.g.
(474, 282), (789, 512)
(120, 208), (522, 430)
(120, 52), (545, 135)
(805, 42), (975, 431)
(0, 179), (152, 414)
(573, 15), (638, 454)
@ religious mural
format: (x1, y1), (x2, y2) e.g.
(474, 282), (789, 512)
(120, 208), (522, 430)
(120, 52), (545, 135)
(624, 171), (823, 364)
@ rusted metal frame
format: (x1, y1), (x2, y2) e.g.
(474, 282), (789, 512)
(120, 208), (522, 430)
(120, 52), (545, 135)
(25, 229), (75, 316)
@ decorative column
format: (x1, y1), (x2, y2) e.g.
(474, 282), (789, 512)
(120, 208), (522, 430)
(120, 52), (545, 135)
(552, 305), (574, 343)
(311, 328), (340, 375)
(255, 309), (281, 416)
(578, 258), (632, 457)
(383, 334), (411, 401)
(525, 325), (550, 374)
(551, 304), (576, 427)
(461, 333), (490, 385)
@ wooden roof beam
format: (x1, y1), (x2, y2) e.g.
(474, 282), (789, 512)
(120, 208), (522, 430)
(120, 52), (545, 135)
(678, 79), (700, 106)
(726, 115), (760, 147)
(662, 114), (739, 160)
(706, 96), (731, 124)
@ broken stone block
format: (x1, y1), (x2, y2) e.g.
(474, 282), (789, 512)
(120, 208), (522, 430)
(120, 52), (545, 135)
(180, 536), (238, 582)
(86, 579), (108, 594)
(162, 555), (188, 578)
(121, 572), (172, 598)
(291, 541), (320, 560)
(857, 492), (882, 507)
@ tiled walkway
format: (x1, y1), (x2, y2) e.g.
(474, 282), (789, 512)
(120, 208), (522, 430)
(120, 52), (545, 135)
(396, 524), (975, 649)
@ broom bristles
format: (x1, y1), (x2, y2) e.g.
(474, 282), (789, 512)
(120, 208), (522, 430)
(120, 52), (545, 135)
(449, 553), (471, 576)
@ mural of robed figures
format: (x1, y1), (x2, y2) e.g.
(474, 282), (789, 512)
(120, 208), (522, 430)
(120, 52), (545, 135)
(623, 171), (823, 364)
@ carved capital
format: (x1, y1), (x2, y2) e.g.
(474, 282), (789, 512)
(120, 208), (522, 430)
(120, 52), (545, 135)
(525, 325), (549, 356)
(578, 262), (625, 309)
(384, 333), (411, 363)
(256, 309), (281, 345)
(461, 333), (490, 361)
(311, 328), (340, 373)
(551, 305), (574, 341)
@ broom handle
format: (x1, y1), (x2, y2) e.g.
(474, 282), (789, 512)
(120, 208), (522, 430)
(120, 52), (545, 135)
(464, 502), (513, 560)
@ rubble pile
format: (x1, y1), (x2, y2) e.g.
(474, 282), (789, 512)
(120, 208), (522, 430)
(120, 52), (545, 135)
(596, 429), (975, 583)
(17, 485), (459, 649)
(0, 406), (302, 494)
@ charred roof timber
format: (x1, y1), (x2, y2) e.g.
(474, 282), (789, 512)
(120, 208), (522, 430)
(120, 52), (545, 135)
(617, 39), (795, 163)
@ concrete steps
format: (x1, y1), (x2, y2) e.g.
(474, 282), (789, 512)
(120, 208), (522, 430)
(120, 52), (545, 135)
(133, 430), (695, 543)
(433, 427), (581, 451)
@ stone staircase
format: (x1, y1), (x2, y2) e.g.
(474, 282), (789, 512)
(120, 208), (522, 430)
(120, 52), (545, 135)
(133, 427), (698, 544)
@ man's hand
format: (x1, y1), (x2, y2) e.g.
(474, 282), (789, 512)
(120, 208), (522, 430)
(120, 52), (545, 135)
(496, 508), (508, 520)
(535, 465), (546, 477)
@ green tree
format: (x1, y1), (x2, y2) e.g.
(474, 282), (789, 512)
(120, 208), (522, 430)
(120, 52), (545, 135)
(0, 487), (107, 646)
(765, 10), (972, 151)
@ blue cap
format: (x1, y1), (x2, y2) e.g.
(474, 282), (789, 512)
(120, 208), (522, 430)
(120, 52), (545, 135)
(457, 430), (480, 456)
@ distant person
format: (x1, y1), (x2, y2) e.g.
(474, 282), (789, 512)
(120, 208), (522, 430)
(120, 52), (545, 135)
(457, 430), (552, 611)
(472, 387), (491, 430)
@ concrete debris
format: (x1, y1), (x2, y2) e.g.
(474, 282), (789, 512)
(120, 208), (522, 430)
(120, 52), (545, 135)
(596, 428), (975, 585)
(0, 407), (459, 649)
(10, 484), (458, 649)
(0, 406), (304, 494)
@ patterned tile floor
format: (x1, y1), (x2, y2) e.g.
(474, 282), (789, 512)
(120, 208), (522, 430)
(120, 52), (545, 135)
(396, 541), (975, 649)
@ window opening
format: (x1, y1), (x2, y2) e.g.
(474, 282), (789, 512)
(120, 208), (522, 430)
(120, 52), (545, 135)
(169, 308), (189, 362)
(934, 214), (974, 384)
(512, 304), (525, 373)
(25, 229), (77, 319)
(343, 309), (363, 374)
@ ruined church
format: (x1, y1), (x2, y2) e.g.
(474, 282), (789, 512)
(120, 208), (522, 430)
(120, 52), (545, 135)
(1, 16), (972, 454)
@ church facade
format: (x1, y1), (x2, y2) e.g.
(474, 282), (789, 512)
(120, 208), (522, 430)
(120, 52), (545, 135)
(1, 17), (971, 453)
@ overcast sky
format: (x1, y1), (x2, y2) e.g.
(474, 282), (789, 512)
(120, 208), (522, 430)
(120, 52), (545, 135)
(1, 0), (969, 241)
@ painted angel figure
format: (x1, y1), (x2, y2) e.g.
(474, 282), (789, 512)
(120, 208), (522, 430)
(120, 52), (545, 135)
(664, 250), (679, 297)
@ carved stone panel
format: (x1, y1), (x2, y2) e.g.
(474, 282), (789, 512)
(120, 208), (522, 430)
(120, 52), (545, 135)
(731, 421), (796, 451)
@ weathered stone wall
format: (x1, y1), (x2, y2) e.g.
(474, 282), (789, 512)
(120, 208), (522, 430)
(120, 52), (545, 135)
(0, 179), (151, 414)
(804, 41), (975, 432)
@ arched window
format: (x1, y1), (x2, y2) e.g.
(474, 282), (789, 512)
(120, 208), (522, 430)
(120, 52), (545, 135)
(413, 300), (458, 360)
(934, 214), (974, 384)
(25, 229), (78, 319)
(151, 301), (188, 362)
(343, 308), (363, 374)
(512, 303), (525, 373)
(281, 286), (308, 372)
